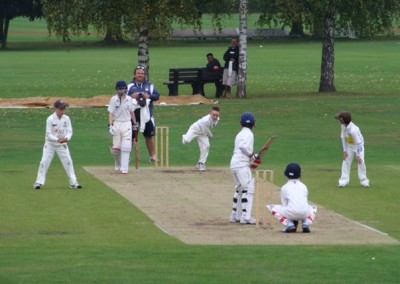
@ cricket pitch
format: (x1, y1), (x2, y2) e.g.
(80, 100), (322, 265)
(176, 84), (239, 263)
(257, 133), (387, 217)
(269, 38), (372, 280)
(85, 166), (398, 245)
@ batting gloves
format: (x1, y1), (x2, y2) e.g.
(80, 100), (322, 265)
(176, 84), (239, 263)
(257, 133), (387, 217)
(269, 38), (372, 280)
(250, 157), (262, 169)
(108, 124), (116, 136)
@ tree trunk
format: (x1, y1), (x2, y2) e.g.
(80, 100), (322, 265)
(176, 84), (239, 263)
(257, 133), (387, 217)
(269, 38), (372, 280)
(1, 17), (10, 49)
(319, 2), (336, 93)
(289, 21), (304, 37)
(237, 0), (248, 98)
(0, 16), (3, 46)
(138, 26), (150, 80)
(103, 30), (124, 44)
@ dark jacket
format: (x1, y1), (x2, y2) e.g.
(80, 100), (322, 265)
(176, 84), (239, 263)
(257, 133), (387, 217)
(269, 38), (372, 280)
(223, 46), (239, 71)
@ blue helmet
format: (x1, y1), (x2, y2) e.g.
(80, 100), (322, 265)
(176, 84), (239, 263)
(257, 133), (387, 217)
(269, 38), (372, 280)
(115, 80), (127, 90)
(284, 163), (302, 179)
(240, 112), (255, 127)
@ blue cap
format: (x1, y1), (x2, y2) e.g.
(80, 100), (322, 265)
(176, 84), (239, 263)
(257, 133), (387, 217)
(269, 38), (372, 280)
(240, 112), (255, 127)
(284, 163), (302, 179)
(115, 80), (127, 89)
(54, 100), (68, 109)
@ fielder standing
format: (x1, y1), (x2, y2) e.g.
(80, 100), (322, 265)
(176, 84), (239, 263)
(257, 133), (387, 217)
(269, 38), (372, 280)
(229, 112), (262, 224)
(335, 111), (370, 188)
(108, 80), (137, 174)
(33, 100), (81, 190)
(267, 163), (317, 233)
(182, 106), (220, 171)
(127, 66), (160, 163)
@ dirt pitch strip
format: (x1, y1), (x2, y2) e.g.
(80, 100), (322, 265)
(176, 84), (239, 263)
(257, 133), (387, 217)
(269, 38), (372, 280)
(0, 94), (217, 108)
(85, 166), (398, 245)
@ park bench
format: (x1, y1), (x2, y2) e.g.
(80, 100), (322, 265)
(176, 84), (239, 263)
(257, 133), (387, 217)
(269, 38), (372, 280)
(163, 68), (223, 96)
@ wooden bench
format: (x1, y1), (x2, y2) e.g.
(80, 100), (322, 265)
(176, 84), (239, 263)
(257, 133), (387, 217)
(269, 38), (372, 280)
(163, 68), (223, 96)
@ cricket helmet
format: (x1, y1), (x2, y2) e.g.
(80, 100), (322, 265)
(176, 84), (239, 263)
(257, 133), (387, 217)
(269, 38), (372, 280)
(284, 163), (302, 179)
(240, 112), (255, 128)
(115, 80), (127, 90)
(334, 111), (352, 124)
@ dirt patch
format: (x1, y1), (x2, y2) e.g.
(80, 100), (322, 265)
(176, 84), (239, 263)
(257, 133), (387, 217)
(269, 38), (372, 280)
(0, 95), (217, 108)
(85, 166), (399, 245)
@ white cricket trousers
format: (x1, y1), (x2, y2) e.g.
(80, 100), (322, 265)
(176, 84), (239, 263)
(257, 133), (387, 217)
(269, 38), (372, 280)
(35, 143), (78, 186)
(183, 127), (210, 164)
(230, 167), (255, 221)
(339, 148), (369, 187)
(112, 121), (132, 173)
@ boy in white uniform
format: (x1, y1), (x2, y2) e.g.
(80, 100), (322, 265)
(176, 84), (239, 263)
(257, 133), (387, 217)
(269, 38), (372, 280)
(108, 80), (137, 174)
(335, 111), (370, 188)
(267, 163), (317, 233)
(182, 106), (220, 171)
(34, 100), (81, 190)
(229, 112), (263, 224)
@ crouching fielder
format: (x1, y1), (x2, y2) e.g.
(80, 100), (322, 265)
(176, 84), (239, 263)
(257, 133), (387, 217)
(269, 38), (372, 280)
(267, 163), (317, 233)
(229, 112), (262, 225)
(108, 80), (137, 174)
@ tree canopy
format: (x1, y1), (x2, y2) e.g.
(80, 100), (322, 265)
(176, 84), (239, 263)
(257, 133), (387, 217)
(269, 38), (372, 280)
(0, 0), (42, 48)
(256, 0), (400, 92)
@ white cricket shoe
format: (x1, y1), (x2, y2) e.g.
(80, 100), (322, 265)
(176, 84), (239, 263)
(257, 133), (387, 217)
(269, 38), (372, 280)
(150, 157), (159, 163)
(70, 184), (82, 189)
(34, 183), (41, 190)
(197, 162), (206, 172)
(240, 216), (257, 225)
(229, 215), (239, 223)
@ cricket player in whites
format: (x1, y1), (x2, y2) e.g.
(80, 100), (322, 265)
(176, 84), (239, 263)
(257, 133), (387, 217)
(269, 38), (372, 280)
(33, 100), (81, 190)
(335, 111), (369, 188)
(229, 112), (262, 224)
(108, 80), (137, 174)
(182, 106), (221, 171)
(267, 163), (317, 233)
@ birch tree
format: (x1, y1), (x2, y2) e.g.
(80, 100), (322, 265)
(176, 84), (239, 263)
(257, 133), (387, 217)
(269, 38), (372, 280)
(237, 0), (248, 98)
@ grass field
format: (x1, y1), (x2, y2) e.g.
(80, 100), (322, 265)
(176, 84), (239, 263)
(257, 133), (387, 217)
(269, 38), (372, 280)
(1, 18), (400, 283)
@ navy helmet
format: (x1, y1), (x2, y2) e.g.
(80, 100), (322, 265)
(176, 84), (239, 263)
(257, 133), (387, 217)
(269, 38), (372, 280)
(284, 163), (302, 179)
(240, 112), (255, 128)
(115, 80), (127, 90)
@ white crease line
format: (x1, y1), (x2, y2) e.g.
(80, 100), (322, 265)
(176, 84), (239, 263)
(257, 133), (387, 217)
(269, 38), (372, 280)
(386, 165), (400, 170)
(354, 221), (388, 236)
(155, 223), (174, 237)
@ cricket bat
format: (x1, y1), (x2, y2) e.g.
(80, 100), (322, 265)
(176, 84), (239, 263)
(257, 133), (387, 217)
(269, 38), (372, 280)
(256, 135), (277, 159)
(134, 129), (140, 169)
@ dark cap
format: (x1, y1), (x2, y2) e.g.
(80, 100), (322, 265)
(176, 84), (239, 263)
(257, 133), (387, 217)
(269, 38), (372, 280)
(54, 100), (68, 109)
(334, 111), (351, 124)
(284, 163), (302, 179)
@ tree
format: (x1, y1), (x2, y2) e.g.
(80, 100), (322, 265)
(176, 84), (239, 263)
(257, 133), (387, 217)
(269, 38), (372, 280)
(237, 0), (248, 98)
(257, 0), (400, 93)
(41, 0), (209, 78)
(0, 0), (42, 49)
(318, 0), (336, 92)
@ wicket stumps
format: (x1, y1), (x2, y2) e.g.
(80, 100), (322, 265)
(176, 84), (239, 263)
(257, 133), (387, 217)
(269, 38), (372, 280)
(255, 169), (274, 228)
(155, 126), (169, 168)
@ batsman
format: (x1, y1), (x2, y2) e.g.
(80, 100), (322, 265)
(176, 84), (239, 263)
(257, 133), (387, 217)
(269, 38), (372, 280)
(229, 112), (277, 225)
(108, 80), (137, 174)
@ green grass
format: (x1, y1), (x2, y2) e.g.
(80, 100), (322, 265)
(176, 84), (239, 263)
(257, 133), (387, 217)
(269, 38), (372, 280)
(1, 20), (400, 283)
